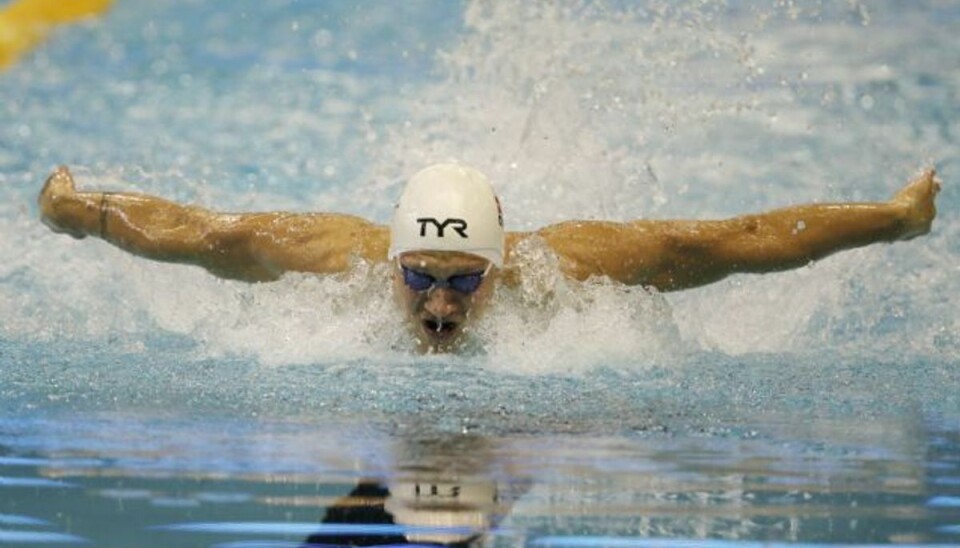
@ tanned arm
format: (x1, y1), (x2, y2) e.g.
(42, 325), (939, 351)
(536, 169), (940, 291)
(38, 166), (389, 282)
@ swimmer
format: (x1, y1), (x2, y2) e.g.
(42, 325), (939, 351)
(38, 163), (940, 352)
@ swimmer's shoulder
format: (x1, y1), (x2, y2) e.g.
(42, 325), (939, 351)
(506, 222), (666, 286)
(502, 229), (573, 287)
(502, 231), (532, 287)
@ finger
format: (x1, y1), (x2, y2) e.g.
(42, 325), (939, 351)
(42, 168), (60, 189)
(42, 166), (75, 195)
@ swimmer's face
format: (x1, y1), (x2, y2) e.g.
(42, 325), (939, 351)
(393, 251), (496, 353)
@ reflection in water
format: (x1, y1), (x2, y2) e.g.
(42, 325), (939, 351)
(306, 436), (525, 547)
(1, 416), (960, 546)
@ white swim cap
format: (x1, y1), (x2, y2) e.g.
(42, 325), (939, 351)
(388, 164), (505, 267)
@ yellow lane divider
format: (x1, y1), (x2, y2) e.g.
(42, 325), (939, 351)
(0, 0), (114, 70)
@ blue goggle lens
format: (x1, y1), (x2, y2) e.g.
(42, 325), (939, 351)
(401, 266), (486, 294)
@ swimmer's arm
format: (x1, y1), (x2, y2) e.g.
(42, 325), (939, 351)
(536, 169), (940, 291)
(38, 166), (389, 282)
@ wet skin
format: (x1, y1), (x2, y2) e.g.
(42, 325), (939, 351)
(392, 250), (496, 353)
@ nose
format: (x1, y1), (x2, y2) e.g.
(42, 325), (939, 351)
(422, 288), (462, 318)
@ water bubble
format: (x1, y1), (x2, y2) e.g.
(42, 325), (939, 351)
(312, 29), (333, 48)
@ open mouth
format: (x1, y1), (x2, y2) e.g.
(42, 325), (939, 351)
(422, 318), (459, 339)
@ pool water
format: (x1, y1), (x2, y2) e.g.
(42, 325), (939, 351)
(1, 0), (959, 546)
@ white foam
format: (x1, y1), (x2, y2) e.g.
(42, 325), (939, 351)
(476, 237), (683, 375)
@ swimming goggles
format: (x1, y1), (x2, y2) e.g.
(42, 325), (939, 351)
(399, 261), (492, 295)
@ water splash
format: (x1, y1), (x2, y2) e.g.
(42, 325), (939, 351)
(477, 236), (683, 375)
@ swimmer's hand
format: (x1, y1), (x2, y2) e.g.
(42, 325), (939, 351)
(39, 166), (89, 239)
(891, 168), (940, 241)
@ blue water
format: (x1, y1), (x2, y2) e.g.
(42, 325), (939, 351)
(1, 0), (959, 545)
